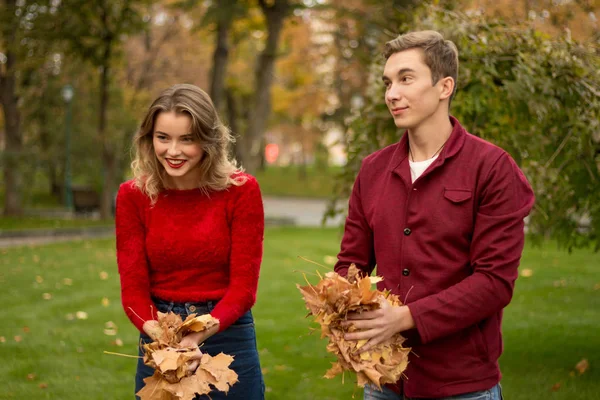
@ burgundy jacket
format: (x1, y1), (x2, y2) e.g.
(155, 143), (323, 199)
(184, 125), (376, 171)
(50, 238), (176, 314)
(334, 117), (535, 398)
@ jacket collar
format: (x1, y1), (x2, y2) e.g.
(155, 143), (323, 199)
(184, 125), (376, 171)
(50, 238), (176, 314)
(390, 116), (467, 180)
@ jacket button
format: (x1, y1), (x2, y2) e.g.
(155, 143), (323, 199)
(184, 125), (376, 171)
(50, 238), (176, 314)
(403, 228), (411, 236)
(188, 305), (197, 312)
(402, 268), (410, 276)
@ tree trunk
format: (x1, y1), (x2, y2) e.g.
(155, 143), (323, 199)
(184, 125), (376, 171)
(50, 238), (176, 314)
(243, 0), (290, 174)
(99, 42), (115, 219)
(0, 0), (23, 216)
(210, 6), (235, 113)
(226, 87), (244, 166)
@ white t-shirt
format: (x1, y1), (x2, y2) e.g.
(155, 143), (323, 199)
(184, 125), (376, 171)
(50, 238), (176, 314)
(409, 155), (438, 183)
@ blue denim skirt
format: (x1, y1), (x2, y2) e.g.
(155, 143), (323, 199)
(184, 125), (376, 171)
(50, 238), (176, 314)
(135, 298), (264, 400)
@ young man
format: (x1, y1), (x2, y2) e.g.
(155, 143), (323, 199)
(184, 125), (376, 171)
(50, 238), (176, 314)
(335, 30), (535, 399)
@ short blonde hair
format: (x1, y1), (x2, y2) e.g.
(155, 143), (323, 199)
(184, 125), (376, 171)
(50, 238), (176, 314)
(131, 84), (245, 203)
(384, 30), (459, 100)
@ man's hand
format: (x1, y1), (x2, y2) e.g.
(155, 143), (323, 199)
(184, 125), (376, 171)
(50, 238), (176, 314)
(343, 299), (415, 352)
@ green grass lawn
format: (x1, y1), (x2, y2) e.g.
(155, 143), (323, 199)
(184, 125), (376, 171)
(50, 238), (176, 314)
(254, 165), (340, 199)
(1, 228), (598, 399)
(0, 216), (114, 231)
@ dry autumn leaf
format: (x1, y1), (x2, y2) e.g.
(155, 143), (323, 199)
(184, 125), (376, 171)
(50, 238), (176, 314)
(575, 359), (589, 375)
(137, 311), (237, 400)
(551, 382), (561, 391)
(297, 264), (410, 390)
(76, 311), (88, 320)
(520, 268), (533, 277)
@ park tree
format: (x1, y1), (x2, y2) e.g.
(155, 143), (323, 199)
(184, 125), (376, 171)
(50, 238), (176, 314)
(241, 0), (295, 173)
(0, 0), (59, 215)
(270, 12), (330, 175)
(58, 0), (152, 218)
(326, 4), (600, 251)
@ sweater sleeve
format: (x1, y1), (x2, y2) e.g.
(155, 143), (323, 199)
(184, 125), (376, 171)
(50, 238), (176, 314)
(115, 182), (157, 332)
(210, 176), (264, 331)
(407, 153), (535, 344)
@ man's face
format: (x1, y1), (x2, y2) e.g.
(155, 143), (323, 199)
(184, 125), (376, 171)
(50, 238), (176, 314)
(383, 48), (447, 130)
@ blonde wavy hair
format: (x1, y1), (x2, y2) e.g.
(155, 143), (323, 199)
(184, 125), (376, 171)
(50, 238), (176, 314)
(131, 84), (245, 203)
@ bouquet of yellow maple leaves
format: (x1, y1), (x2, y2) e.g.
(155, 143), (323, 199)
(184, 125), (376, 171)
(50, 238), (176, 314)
(137, 312), (238, 400)
(297, 264), (411, 390)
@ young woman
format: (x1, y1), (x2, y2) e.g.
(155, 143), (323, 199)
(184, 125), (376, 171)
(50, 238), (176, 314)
(115, 84), (265, 399)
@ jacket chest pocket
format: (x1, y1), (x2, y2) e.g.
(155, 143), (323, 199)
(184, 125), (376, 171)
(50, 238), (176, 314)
(433, 188), (474, 233)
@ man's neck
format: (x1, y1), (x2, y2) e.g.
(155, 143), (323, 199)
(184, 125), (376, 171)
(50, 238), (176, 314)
(407, 110), (453, 162)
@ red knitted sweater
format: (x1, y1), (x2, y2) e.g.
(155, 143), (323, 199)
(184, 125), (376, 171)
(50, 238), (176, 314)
(115, 174), (264, 333)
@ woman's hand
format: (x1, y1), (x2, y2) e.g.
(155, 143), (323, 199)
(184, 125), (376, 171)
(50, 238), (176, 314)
(142, 320), (162, 340)
(179, 322), (220, 348)
(178, 322), (219, 372)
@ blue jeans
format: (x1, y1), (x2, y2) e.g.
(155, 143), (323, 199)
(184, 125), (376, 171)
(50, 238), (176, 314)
(135, 298), (264, 400)
(364, 383), (504, 400)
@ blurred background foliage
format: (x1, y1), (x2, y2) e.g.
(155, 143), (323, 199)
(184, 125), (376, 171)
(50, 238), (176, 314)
(0, 0), (599, 250)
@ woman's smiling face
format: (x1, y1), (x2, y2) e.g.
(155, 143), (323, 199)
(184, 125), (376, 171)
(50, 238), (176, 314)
(152, 111), (204, 189)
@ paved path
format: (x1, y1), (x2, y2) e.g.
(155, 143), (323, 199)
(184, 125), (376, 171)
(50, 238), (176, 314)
(263, 196), (345, 227)
(0, 197), (347, 248)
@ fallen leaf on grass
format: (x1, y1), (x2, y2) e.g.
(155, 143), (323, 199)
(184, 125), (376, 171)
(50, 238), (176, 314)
(35, 276), (43, 283)
(104, 329), (117, 336)
(323, 256), (337, 266)
(112, 338), (124, 347)
(42, 293), (52, 300)
(27, 373), (35, 381)
(575, 359), (589, 375)
(553, 279), (567, 287)
(520, 269), (533, 277)
(76, 311), (88, 320)
(33, 255), (40, 263)
(101, 297), (110, 307)
(62, 278), (73, 285)
(14, 335), (22, 342)
(66, 313), (74, 321)
(99, 271), (109, 280)
(594, 283), (600, 291)
(0, 336), (5, 343)
(23, 326), (30, 333)
(38, 383), (48, 389)
(551, 382), (561, 391)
